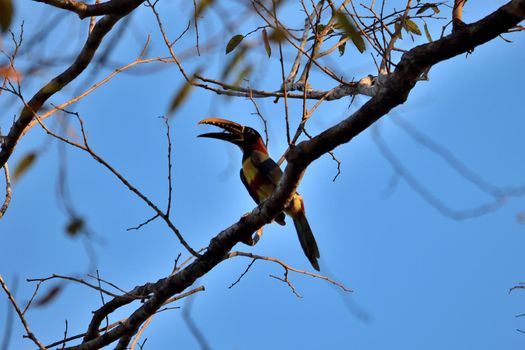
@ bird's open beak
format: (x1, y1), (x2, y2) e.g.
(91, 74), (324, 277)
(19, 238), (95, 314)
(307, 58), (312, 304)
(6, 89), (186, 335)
(198, 118), (245, 145)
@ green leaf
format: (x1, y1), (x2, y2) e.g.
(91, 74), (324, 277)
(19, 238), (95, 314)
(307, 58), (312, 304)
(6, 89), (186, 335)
(262, 29), (271, 57)
(336, 11), (366, 53)
(333, 21), (343, 30)
(195, 0), (214, 17)
(394, 20), (403, 39)
(313, 24), (333, 37)
(221, 47), (246, 80)
(404, 19), (422, 36)
(316, 24), (326, 33)
(416, 3), (440, 15)
(424, 23), (433, 42)
(169, 81), (193, 114)
(268, 27), (286, 42)
(0, 0), (13, 32)
(35, 284), (63, 307)
(225, 34), (244, 54)
(66, 217), (84, 236)
(13, 152), (36, 181)
(168, 67), (202, 115)
(338, 41), (346, 56)
(416, 4), (432, 15)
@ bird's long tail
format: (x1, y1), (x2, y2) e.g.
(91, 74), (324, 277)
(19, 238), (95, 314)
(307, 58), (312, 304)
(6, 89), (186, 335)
(292, 211), (320, 271)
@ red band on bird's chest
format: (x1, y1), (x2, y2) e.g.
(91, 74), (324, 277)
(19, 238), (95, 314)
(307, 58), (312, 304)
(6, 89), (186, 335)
(253, 138), (268, 154)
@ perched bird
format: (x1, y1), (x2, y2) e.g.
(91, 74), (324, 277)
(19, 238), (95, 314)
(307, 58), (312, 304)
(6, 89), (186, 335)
(198, 118), (320, 271)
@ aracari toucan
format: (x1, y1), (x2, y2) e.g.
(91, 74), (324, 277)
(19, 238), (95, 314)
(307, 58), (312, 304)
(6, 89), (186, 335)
(198, 118), (320, 271)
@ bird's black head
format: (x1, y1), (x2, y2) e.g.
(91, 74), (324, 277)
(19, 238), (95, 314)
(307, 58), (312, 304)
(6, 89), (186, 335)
(198, 118), (266, 153)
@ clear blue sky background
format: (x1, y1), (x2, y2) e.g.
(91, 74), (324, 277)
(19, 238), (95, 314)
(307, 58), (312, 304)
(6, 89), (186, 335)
(1, 1), (524, 349)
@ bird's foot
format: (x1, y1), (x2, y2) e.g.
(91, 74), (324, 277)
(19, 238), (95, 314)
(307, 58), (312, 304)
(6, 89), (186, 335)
(240, 226), (264, 246)
(239, 213), (265, 245)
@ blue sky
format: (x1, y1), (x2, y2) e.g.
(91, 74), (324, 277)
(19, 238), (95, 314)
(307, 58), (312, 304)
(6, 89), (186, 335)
(1, 1), (524, 349)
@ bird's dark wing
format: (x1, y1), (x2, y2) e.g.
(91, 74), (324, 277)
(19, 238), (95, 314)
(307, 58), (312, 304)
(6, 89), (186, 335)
(250, 152), (283, 187)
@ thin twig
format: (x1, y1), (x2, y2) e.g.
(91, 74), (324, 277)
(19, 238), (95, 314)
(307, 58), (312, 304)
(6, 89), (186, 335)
(228, 251), (352, 293)
(27, 274), (120, 298)
(172, 248), (207, 275)
(95, 270), (109, 331)
(45, 318), (128, 348)
(61, 320), (69, 350)
(164, 285), (205, 305)
(270, 272), (302, 298)
(22, 280), (43, 315)
(303, 128), (341, 181)
(85, 274), (130, 296)
(286, 18), (310, 83)
(192, 0), (201, 55)
(164, 117), (174, 217)
(21, 38), (166, 137)
(272, 1), (292, 145)
(228, 259), (257, 289)
(129, 316), (154, 350)
(0, 162), (12, 218)
(248, 87), (269, 146)
(127, 214), (160, 231)
(1, 276), (16, 350)
(0, 275), (46, 350)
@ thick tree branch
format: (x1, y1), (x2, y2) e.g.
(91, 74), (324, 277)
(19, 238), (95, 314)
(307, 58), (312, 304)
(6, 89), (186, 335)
(61, 1), (525, 348)
(194, 74), (377, 100)
(453, 0), (468, 30)
(33, 0), (133, 19)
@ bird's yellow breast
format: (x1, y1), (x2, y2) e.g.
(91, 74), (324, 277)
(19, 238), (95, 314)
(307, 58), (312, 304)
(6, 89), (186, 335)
(242, 152), (277, 201)
(242, 157), (259, 183)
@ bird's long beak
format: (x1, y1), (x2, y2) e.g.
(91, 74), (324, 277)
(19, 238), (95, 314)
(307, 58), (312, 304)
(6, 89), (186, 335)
(198, 118), (245, 145)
